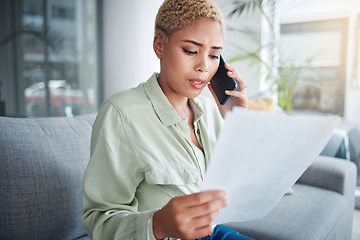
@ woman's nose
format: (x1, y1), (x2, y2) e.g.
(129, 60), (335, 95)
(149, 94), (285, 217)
(195, 56), (209, 72)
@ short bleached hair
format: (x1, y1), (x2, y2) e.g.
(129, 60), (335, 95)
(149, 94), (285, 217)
(155, 0), (225, 42)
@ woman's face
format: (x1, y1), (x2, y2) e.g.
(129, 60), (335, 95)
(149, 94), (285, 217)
(155, 18), (224, 102)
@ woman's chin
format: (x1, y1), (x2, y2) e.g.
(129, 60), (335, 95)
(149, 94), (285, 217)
(187, 90), (204, 99)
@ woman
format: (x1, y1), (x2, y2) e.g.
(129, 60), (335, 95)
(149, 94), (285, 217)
(82, 0), (250, 239)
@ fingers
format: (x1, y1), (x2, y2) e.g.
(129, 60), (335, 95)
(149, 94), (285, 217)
(178, 190), (227, 207)
(175, 190), (229, 229)
(191, 207), (221, 228)
(225, 90), (249, 109)
(225, 63), (247, 92)
(222, 63), (249, 109)
(192, 225), (215, 239)
(186, 194), (229, 219)
(152, 190), (229, 239)
(225, 89), (247, 98)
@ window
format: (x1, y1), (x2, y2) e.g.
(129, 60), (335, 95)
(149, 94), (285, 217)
(280, 18), (348, 115)
(52, 6), (75, 20)
(0, 0), (102, 117)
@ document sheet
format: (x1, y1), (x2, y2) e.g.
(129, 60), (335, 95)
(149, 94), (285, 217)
(201, 108), (341, 224)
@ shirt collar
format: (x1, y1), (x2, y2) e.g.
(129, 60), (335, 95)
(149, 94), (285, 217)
(189, 97), (205, 123)
(144, 73), (205, 127)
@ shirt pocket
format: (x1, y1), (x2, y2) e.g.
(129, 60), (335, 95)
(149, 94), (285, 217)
(144, 165), (201, 186)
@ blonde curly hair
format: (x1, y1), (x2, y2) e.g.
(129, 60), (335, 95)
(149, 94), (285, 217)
(155, 0), (225, 42)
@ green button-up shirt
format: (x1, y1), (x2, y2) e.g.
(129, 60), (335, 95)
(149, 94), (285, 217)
(82, 73), (223, 239)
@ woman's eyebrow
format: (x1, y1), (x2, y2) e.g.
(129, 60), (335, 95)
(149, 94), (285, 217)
(182, 39), (223, 50)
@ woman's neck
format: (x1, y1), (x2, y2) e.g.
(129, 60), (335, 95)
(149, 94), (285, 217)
(157, 75), (192, 118)
(170, 97), (191, 118)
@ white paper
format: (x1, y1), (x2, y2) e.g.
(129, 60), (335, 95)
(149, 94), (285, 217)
(201, 108), (341, 224)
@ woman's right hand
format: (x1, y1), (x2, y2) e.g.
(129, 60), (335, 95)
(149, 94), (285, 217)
(152, 190), (229, 239)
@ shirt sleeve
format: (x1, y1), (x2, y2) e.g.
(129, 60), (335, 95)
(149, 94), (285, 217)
(81, 101), (157, 240)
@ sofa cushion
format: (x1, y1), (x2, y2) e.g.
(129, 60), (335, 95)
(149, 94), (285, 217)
(0, 114), (95, 240)
(223, 183), (352, 240)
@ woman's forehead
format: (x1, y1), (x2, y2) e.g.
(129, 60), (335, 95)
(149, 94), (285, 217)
(169, 19), (224, 46)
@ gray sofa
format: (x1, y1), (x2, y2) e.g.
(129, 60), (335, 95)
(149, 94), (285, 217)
(0, 114), (357, 240)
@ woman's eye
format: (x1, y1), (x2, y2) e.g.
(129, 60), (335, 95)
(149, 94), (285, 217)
(183, 49), (197, 55)
(210, 55), (219, 60)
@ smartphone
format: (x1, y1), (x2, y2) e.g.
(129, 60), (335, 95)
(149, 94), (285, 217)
(210, 55), (238, 105)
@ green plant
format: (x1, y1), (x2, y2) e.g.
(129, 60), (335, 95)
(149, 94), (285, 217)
(0, 24), (63, 53)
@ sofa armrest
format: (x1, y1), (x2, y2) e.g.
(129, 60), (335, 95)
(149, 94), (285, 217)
(297, 155), (357, 199)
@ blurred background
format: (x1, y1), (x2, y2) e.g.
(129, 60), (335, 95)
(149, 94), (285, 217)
(1, 0), (359, 120)
(0, 0), (359, 204)
(0, 0), (100, 118)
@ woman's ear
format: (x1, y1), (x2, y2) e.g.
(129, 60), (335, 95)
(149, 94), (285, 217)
(153, 35), (165, 59)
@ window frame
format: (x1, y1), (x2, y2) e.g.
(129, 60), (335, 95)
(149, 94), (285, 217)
(0, 0), (103, 117)
(279, 17), (349, 115)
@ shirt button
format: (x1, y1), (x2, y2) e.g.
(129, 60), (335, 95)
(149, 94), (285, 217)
(197, 129), (200, 134)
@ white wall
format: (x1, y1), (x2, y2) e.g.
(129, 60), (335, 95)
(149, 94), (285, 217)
(279, 0), (360, 20)
(103, 0), (163, 98)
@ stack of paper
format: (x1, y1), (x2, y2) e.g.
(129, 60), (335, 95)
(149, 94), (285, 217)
(201, 108), (340, 224)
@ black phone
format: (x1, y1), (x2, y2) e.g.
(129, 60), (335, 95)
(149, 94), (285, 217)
(210, 55), (238, 105)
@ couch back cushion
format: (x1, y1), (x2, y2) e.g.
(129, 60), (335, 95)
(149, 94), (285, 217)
(0, 114), (96, 240)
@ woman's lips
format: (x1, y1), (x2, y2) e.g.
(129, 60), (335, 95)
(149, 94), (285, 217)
(188, 79), (206, 89)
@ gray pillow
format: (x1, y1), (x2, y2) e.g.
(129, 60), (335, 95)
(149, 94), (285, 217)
(0, 114), (95, 240)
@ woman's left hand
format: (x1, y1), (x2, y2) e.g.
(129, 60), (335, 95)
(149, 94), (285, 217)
(208, 63), (248, 118)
